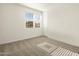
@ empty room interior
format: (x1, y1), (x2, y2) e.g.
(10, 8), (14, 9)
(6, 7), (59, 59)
(0, 3), (79, 56)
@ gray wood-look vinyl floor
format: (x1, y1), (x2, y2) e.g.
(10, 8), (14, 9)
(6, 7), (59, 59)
(0, 36), (79, 56)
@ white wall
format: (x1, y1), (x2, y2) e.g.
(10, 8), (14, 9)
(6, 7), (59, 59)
(0, 4), (43, 44)
(43, 10), (47, 35)
(45, 4), (79, 47)
(0, 6), (3, 41)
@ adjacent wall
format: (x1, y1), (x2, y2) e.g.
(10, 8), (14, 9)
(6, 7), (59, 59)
(0, 4), (43, 44)
(45, 4), (79, 47)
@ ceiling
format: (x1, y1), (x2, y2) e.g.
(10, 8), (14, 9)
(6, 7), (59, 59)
(20, 3), (48, 11)
(20, 3), (79, 11)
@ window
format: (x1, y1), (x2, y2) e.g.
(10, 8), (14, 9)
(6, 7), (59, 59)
(25, 12), (34, 21)
(25, 12), (34, 28)
(34, 14), (40, 28)
(25, 12), (41, 28)
(26, 21), (33, 28)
